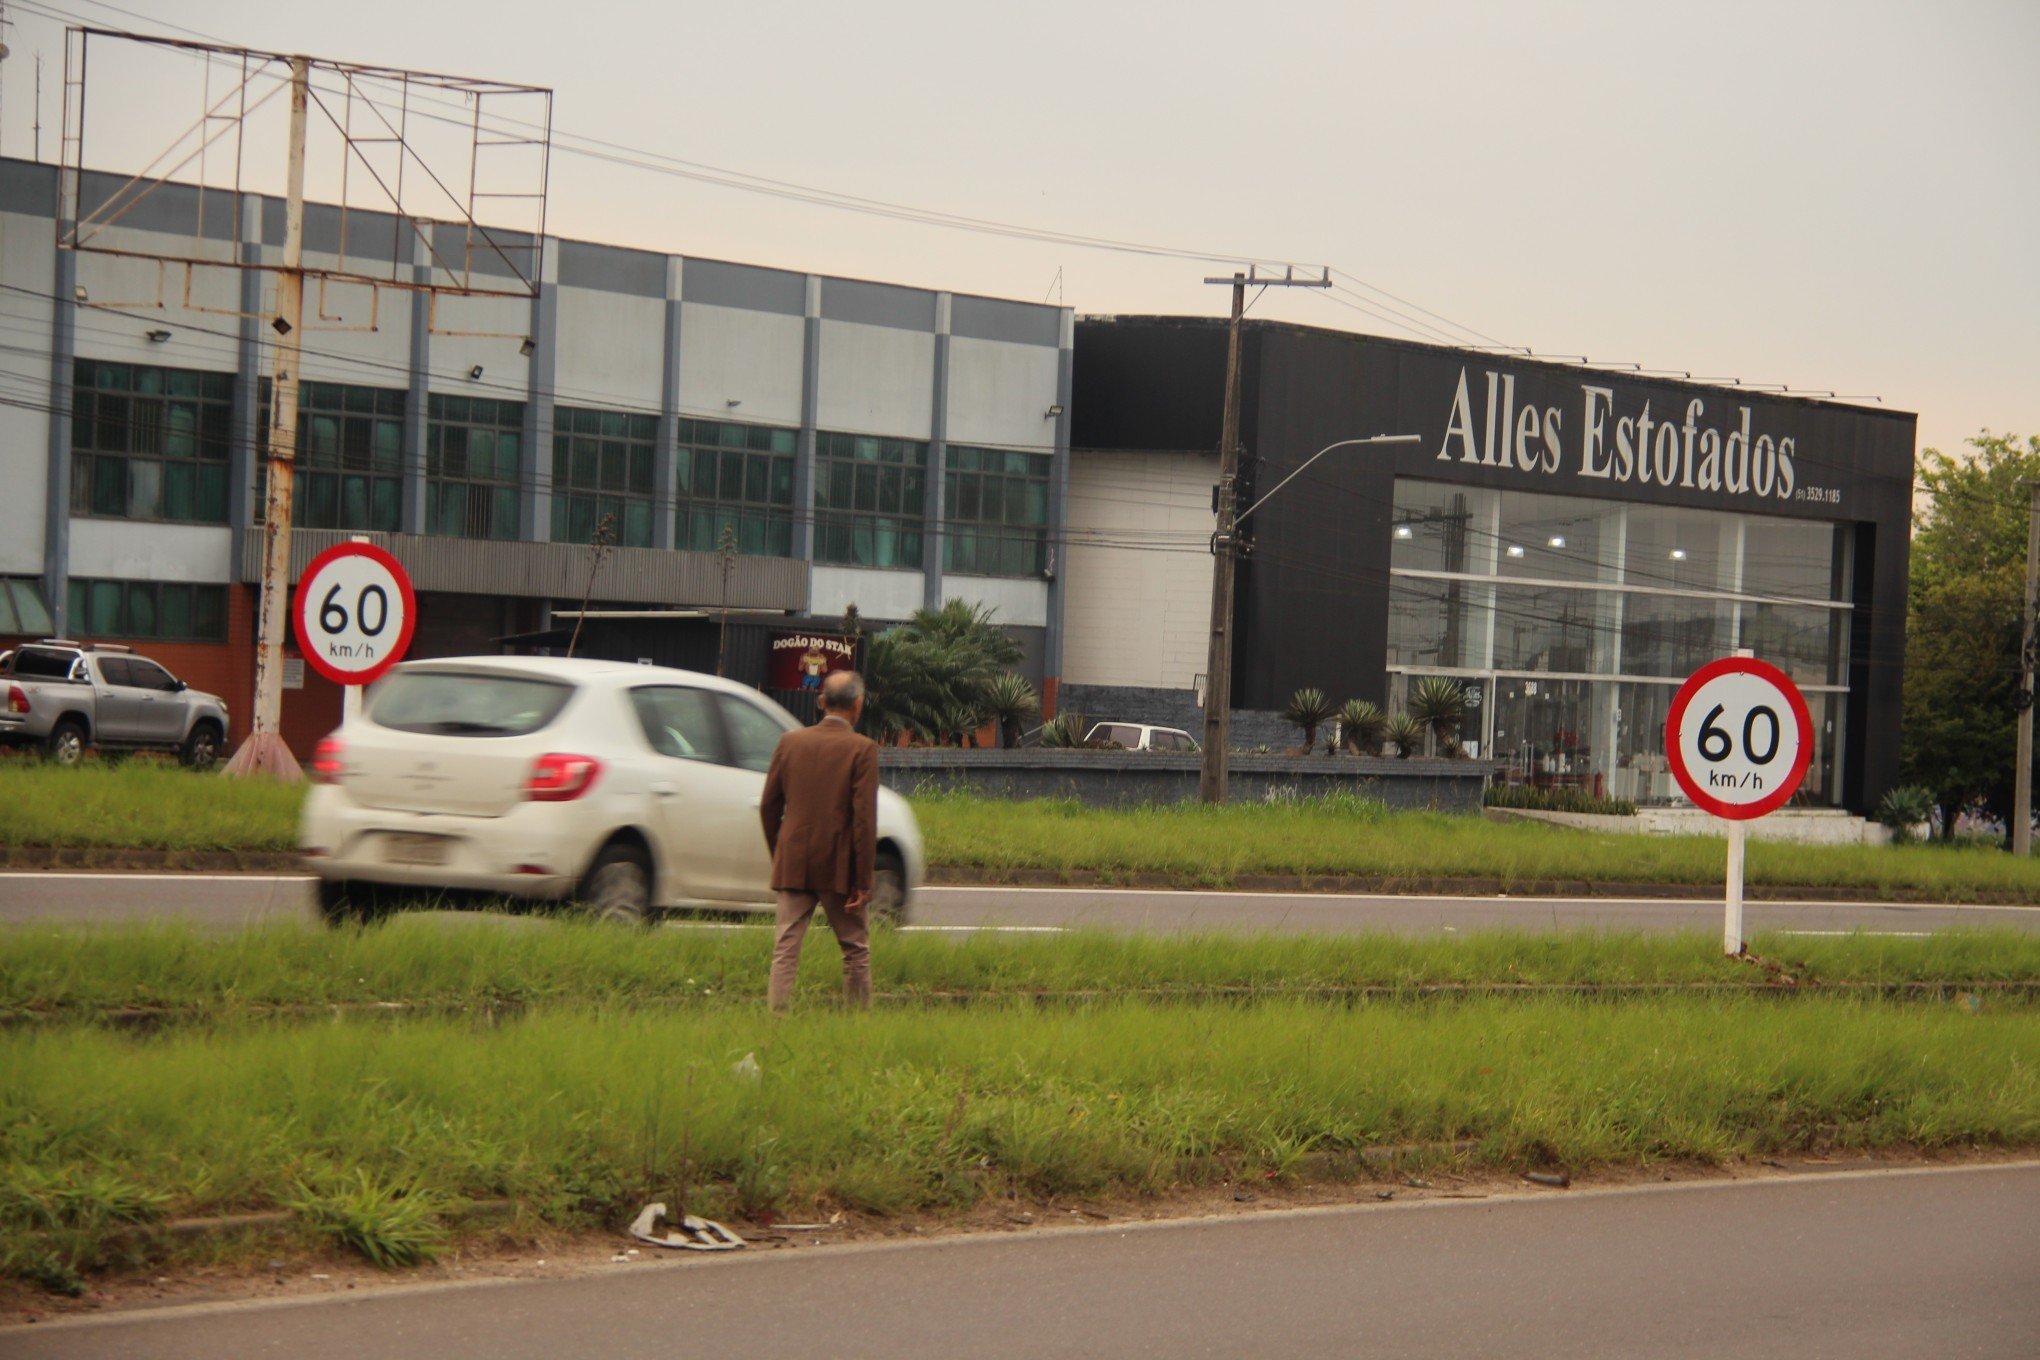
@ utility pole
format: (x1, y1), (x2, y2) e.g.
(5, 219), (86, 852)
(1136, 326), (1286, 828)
(1196, 266), (1331, 803)
(225, 55), (310, 780)
(2015, 480), (2040, 855)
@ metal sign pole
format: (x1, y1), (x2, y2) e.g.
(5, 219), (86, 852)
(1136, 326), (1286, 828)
(1724, 646), (1754, 956)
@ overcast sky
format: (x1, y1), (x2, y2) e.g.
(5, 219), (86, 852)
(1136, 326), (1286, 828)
(0, 0), (2031, 461)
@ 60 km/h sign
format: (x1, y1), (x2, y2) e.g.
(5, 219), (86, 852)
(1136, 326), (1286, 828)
(1665, 653), (1813, 956)
(1666, 656), (1814, 819)
(292, 541), (416, 686)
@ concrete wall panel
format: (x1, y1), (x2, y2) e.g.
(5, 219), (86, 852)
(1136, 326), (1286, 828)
(553, 287), (663, 409)
(0, 211), (56, 572)
(941, 575), (1048, 629)
(810, 564), (923, 622)
(70, 518), (235, 583)
(679, 303), (805, 427)
(946, 336), (1061, 450)
(1062, 451), (1216, 689)
(817, 322), (934, 440)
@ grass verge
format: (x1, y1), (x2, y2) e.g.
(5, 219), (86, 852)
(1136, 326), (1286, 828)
(5, 920), (2039, 1018)
(915, 793), (2040, 899)
(4, 992), (2034, 1288)
(7, 765), (2040, 900)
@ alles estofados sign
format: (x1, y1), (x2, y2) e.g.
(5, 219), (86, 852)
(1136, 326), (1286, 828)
(1435, 367), (1799, 503)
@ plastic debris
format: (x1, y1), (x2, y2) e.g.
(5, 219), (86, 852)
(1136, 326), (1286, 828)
(731, 1052), (762, 1083)
(628, 1202), (746, 1251)
(1523, 1171), (1571, 1189)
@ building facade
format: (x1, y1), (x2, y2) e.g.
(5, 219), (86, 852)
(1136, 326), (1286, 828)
(0, 157), (1071, 755)
(1068, 317), (1916, 813)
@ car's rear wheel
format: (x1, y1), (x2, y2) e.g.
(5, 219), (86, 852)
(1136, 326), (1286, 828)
(315, 878), (385, 927)
(577, 841), (653, 926)
(42, 720), (86, 767)
(180, 722), (223, 771)
(870, 847), (908, 925)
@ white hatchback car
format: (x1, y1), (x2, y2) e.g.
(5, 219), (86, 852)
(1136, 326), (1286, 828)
(299, 656), (925, 926)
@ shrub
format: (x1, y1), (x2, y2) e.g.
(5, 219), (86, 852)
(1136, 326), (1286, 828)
(1875, 785), (1935, 844)
(1407, 677), (1468, 755)
(1383, 713), (1424, 759)
(1038, 713), (1088, 749)
(1337, 699), (1387, 755)
(1282, 688), (1337, 752)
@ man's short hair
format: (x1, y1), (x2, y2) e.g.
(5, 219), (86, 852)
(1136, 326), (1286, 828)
(820, 670), (865, 711)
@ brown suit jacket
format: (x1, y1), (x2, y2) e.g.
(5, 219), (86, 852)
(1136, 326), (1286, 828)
(758, 715), (880, 895)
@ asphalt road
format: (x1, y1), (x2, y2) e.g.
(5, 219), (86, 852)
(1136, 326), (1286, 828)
(8, 1165), (2035, 1359)
(0, 872), (2035, 936)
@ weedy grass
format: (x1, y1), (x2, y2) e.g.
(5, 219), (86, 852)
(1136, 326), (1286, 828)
(914, 792), (2040, 899)
(0, 761), (302, 852)
(3, 993), (2035, 1284)
(4, 918), (2037, 1018)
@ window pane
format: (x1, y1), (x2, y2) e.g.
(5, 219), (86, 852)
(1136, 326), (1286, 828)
(193, 587), (225, 641)
(126, 459), (162, 519)
(197, 464), (228, 522)
(89, 580), (123, 635)
(162, 462), (196, 521)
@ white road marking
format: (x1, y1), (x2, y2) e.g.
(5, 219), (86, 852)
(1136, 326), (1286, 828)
(0, 872), (318, 883)
(925, 885), (2040, 912)
(1774, 930), (1938, 938)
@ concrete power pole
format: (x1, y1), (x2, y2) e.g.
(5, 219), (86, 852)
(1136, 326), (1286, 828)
(2015, 480), (2040, 855)
(1196, 266), (1330, 804)
(225, 55), (310, 780)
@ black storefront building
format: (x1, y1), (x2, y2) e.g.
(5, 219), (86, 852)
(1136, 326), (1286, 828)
(1073, 317), (1915, 813)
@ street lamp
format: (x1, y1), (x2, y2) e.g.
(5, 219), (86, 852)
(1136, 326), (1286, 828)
(1199, 432), (1422, 803)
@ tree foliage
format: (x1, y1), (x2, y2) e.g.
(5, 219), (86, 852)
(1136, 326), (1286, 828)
(857, 600), (1025, 746)
(1901, 432), (2040, 836)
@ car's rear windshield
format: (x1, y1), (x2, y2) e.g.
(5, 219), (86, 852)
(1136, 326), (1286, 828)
(5, 647), (80, 679)
(368, 671), (573, 738)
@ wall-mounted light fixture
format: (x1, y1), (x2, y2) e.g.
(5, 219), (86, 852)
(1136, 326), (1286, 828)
(468, 364), (485, 380)
(1669, 548), (1689, 561)
(1547, 535), (1566, 548)
(518, 336), (535, 357)
(1506, 544), (1525, 558)
(272, 316), (292, 336)
(145, 329), (172, 343)
(74, 285), (88, 303)
(1044, 404), (1064, 419)
(726, 398), (742, 408)
(1393, 525), (1413, 540)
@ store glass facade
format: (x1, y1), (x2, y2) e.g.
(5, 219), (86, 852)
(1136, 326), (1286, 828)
(1387, 478), (1852, 805)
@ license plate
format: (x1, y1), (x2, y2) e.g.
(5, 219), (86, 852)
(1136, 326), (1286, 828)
(385, 833), (450, 866)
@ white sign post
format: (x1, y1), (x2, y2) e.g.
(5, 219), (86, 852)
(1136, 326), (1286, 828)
(292, 542), (416, 716)
(1664, 652), (1814, 956)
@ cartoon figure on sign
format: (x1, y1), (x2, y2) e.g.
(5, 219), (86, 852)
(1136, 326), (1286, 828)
(799, 646), (829, 690)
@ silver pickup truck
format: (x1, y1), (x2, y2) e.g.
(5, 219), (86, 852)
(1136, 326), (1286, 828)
(0, 640), (230, 768)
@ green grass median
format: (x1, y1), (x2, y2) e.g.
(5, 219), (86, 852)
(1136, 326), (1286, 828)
(4, 992), (2034, 1288)
(8, 764), (2040, 899)
(3, 921), (2037, 1290)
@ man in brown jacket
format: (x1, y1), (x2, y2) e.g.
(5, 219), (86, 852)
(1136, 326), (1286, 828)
(759, 670), (879, 1011)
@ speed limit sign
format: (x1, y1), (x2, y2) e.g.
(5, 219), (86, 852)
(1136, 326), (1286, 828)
(292, 541), (416, 686)
(1666, 656), (1813, 819)
(1666, 653), (1813, 955)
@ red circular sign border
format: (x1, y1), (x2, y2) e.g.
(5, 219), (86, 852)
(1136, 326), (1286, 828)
(1664, 655), (1814, 821)
(291, 541), (417, 687)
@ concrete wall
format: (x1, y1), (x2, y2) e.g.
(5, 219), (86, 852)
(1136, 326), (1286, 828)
(946, 335), (1060, 449)
(816, 321), (935, 439)
(811, 564), (925, 622)
(0, 198), (55, 573)
(554, 287), (663, 408)
(1063, 449), (1215, 689)
(679, 302), (805, 427)
(942, 575), (1048, 629)
(881, 749), (1492, 812)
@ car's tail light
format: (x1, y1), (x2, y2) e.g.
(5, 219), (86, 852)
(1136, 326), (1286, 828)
(311, 735), (346, 784)
(5, 685), (26, 715)
(526, 753), (603, 802)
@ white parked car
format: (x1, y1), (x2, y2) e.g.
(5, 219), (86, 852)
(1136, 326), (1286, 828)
(1082, 722), (1200, 753)
(299, 656), (925, 926)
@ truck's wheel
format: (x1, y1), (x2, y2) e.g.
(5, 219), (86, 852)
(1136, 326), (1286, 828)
(576, 841), (653, 926)
(870, 847), (909, 925)
(180, 722), (223, 771)
(42, 720), (86, 767)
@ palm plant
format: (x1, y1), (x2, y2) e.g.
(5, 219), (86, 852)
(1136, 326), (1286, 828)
(982, 672), (1041, 750)
(853, 602), (1024, 745)
(1039, 712), (1088, 748)
(1384, 712), (1425, 759)
(1282, 687), (1337, 753)
(1407, 676), (1468, 756)
(1337, 698), (1387, 755)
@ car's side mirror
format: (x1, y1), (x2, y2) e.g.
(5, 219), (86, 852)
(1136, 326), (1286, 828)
(172, 679), (187, 692)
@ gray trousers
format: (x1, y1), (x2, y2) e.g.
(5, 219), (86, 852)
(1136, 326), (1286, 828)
(768, 890), (871, 1011)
